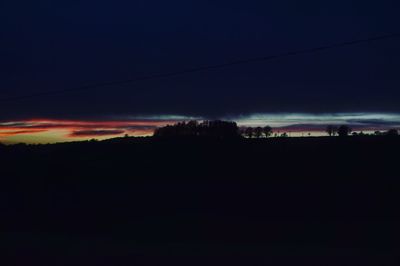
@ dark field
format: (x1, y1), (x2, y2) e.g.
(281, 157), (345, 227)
(1, 136), (400, 265)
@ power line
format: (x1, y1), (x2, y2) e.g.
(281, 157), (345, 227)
(2, 32), (400, 102)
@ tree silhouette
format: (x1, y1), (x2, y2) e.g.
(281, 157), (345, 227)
(254, 127), (263, 138)
(238, 127), (246, 137)
(245, 127), (254, 138)
(326, 125), (337, 136)
(386, 129), (399, 136)
(153, 120), (240, 138)
(337, 125), (352, 137)
(263, 126), (273, 138)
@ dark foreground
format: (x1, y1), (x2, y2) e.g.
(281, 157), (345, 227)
(1, 136), (400, 265)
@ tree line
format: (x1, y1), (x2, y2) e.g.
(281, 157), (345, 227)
(326, 125), (398, 137)
(153, 120), (240, 138)
(153, 120), (398, 138)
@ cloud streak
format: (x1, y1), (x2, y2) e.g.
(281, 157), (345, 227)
(0, 117), (187, 143)
(0, 113), (399, 143)
(0, 129), (47, 137)
(70, 130), (126, 137)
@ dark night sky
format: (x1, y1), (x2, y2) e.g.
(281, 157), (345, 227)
(1, 0), (400, 120)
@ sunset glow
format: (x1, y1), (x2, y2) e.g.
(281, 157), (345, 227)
(1, 113), (399, 144)
(0, 118), (179, 144)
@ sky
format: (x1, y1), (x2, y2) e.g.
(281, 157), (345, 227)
(1, 1), (400, 143)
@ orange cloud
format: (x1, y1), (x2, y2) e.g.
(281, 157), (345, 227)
(0, 129), (47, 137)
(0, 118), (180, 143)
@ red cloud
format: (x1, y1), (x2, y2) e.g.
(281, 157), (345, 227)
(69, 130), (126, 137)
(0, 118), (175, 138)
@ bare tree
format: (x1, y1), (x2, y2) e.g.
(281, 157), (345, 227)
(326, 125), (338, 136)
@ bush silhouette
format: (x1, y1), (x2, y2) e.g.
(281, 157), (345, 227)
(280, 132), (288, 138)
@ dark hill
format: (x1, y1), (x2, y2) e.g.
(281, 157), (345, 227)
(1, 136), (399, 265)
